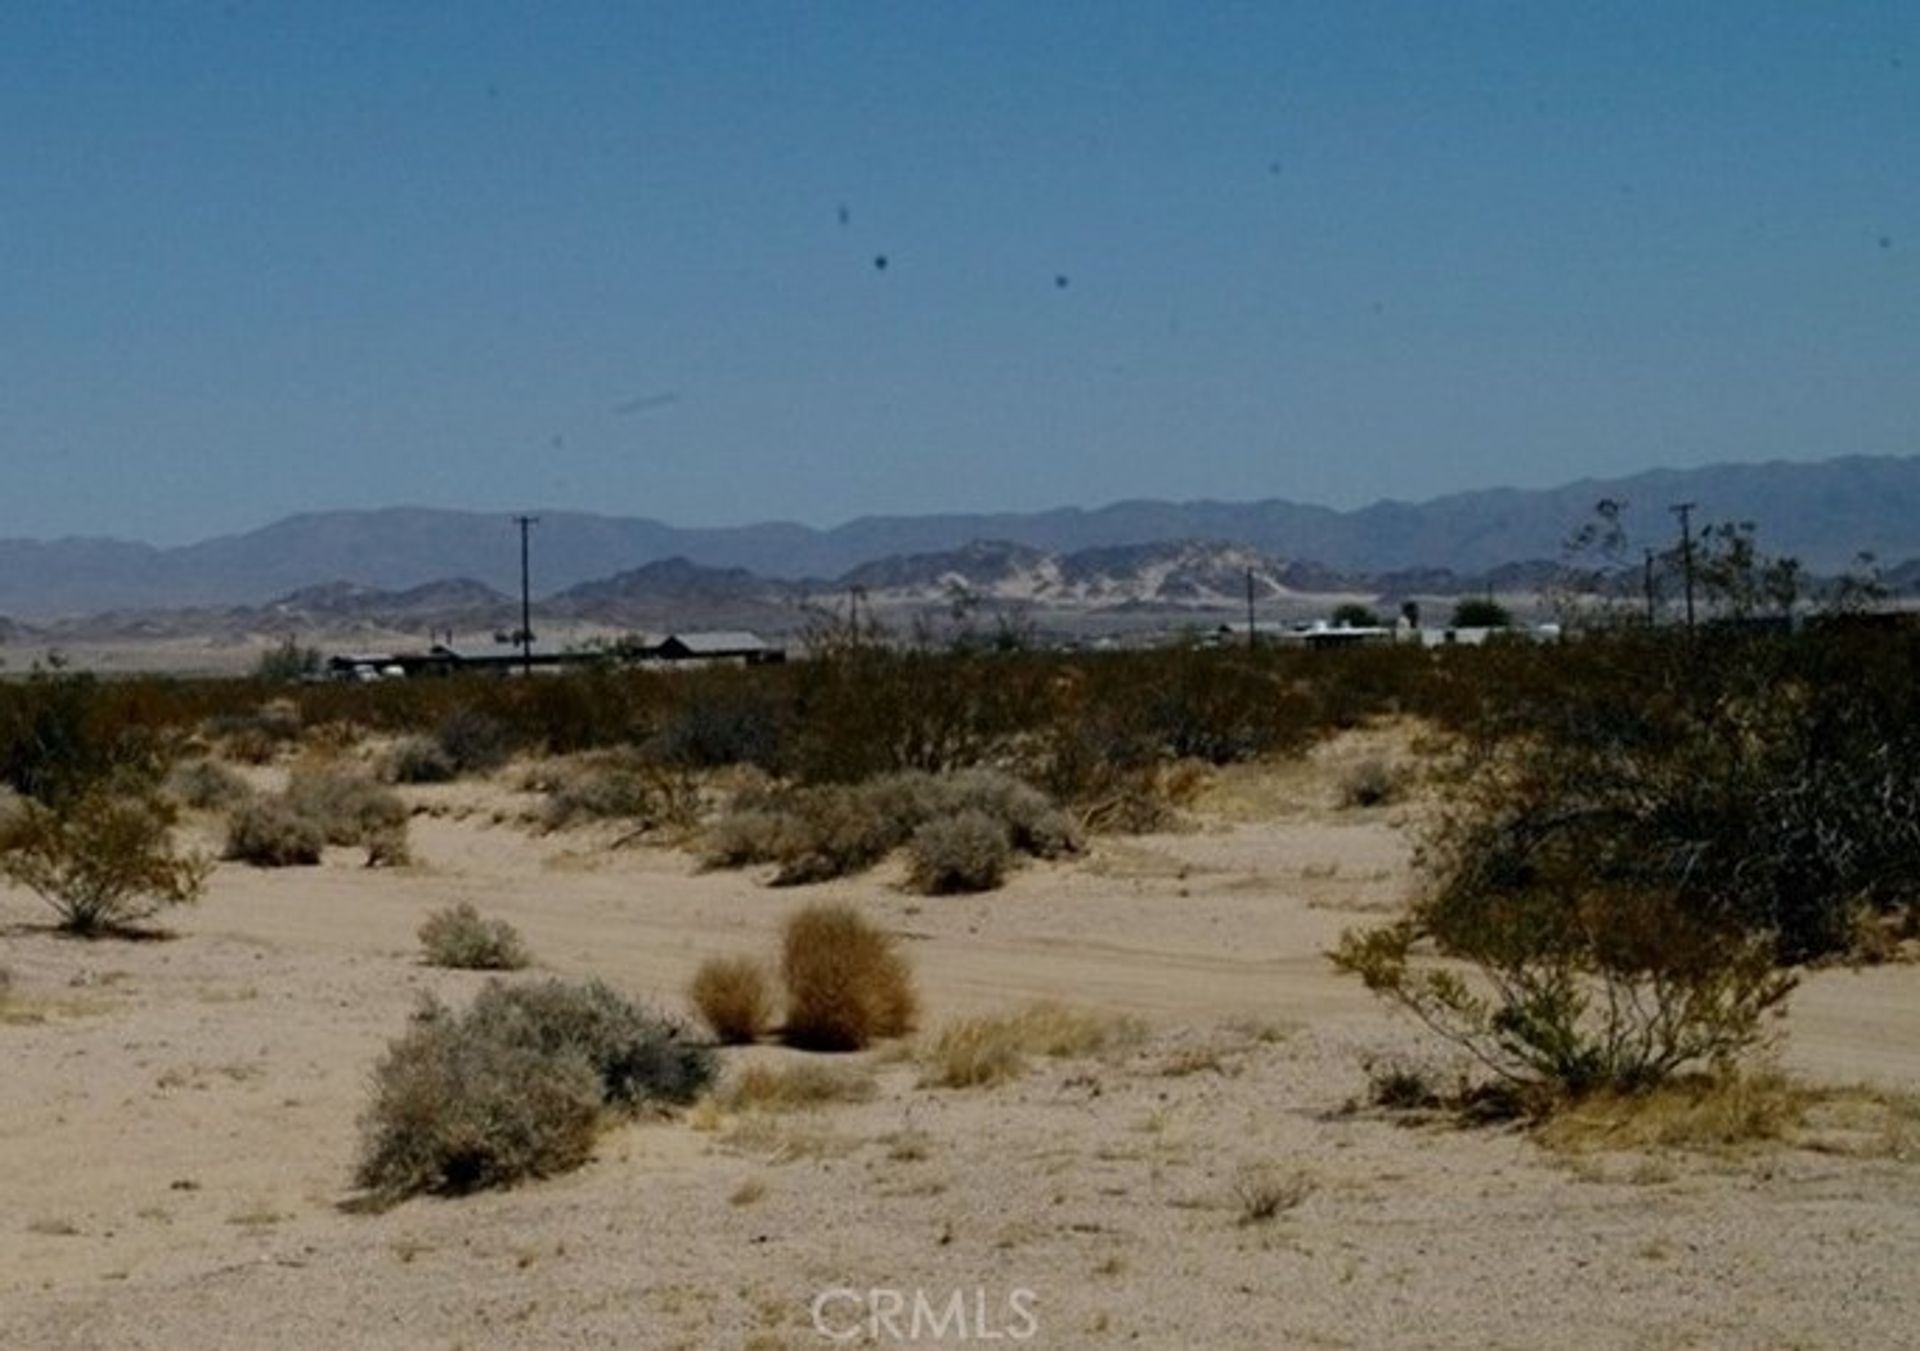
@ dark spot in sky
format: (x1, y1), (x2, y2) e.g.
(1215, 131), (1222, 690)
(1371, 301), (1385, 315)
(1881, 235), (1895, 249)
(1267, 161), (1282, 176)
(836, 203), (850, 226)
(550, 434), (565, 449)
(611, 391), (680, 416)
(1055, 274), (1069, 289)
(873, 254), (889, 271)
(485, 82), (501, 100)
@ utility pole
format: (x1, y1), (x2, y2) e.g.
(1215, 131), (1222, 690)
(513, 514), (539, 676)
(1643, 548), (1657, 626)
(1245, 567), (1257, 650)
(1669, 502), (1697, 632)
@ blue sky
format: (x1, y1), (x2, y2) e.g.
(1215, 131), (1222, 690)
(2, 2), (1914, 543)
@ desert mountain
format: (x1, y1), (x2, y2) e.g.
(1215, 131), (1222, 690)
(0, 454), (1914, 617)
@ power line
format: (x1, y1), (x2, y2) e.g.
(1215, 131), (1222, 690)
(1668, 502), (1697, 632)
(512, 514), (539, 676)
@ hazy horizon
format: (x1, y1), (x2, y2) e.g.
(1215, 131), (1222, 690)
(4, 4), (1914, 544)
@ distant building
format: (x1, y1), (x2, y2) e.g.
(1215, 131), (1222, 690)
(654, 631), (784, 665)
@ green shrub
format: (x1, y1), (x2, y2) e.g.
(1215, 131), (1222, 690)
(779, 903), (918, 1051)
(223, 797), (326, 867)
(1332, 888), (1795, 1104)
(907, 810), (1013, 894)
(165, 758), (254, 811)
(689, 956), (776, 1044)
(355, 979), (714, 1203)
(418, 903), (531, 970)
(0, 787), (209, 935)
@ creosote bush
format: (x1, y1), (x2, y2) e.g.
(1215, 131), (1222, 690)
(539, 753), (698, 834)
(689, 955), (776, 1044)
(356, 978), (713, 1203)
(0, 787), (209, 935)
(1332, 888), (1795, 1107)
(906, 810), (1012, 894)
(779, 903), (918, 1051)
(418, 903), (531, 971)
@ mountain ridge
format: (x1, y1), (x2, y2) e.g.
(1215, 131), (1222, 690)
(0, 453), (1914, 617)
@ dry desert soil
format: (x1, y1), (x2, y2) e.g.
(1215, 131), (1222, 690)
(3, 734), (1918, 1350)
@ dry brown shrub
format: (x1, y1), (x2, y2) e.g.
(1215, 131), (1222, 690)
(779, 903), (918, 1051)
(689, 956), (776, 1044)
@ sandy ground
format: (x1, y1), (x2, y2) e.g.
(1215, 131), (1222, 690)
(1, 739), (1917, 1349)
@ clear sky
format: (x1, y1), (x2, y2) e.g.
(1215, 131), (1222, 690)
(2, 2), (1914, 544)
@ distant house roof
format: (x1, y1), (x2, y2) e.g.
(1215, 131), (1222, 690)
(660, 631), (770, 655)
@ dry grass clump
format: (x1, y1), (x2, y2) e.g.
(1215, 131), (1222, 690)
(921, 1001), (1147, 1089)
(165, 758), (254, 811)
(689, 956), (776, 1044)
(1232, 1163), (1316, 1224)
(906, 810), (1012, 894)
(1535, 1072), (1812, 1154)
(356, 979), (713, 1203)
(418, 903), (531, 971)
(1336, 756), (1402, 809)
(223, 797), (325, 867)
(719, 1061), (877, 1112)
(206, 699), (303, 765)
(779, 903), (918, 1051)
(703, 769), (1078, 889)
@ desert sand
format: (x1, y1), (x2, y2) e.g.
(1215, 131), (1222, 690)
(2, 737), (1917, 1349)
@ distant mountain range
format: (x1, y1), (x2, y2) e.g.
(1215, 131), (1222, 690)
(0, 454), (1915, 620)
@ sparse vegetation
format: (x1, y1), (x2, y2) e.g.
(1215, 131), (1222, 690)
(921, 1002), (1147, 1088)
(1332, 890), (1796, 1106)
(779, 903), (918, 1051)
(418, 903), (531, 970)
(1232, 1163), (1315, 1224)
(539, 753), (697, 834)
(223, 797), (326, 867)
(906, 810), (1012, 894)
(704, 769), (1077, 888)
(0, 786), (209, 935)
(689, 956), (776, 1044)
(383, 736), (456, 785)
(165, 758), (253, 811)
(285, 765), (408, 848)
(719, 1061), (877, 1112)
(355, 979), (712, 1203)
